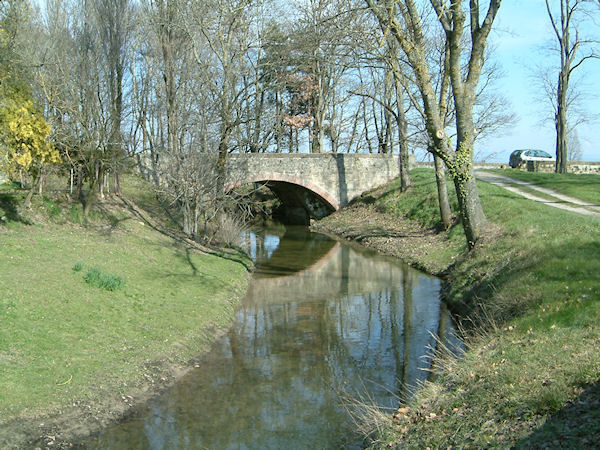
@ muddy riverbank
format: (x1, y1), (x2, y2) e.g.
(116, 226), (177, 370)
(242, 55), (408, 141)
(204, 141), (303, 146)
(311, 202), (453, 277)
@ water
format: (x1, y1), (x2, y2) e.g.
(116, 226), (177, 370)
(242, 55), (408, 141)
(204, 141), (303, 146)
(83, 226), (459, 449)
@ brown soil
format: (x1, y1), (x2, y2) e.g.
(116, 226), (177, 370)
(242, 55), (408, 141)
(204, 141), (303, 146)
(311, 202), (453, 276)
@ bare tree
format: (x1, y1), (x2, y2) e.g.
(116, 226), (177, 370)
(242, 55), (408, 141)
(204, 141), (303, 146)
(545, 0), (598, 173)
(184, 0), (256, 182)
(366, 0), (502, 248)
(387, 38), (412, 191)
(94, 0), (134, 194)
(38, 0), (132, 219)
(136, 0), (216, 237)
(0, 0), (39, 91)
(342, 7), (414, 186)
(567, 128), (583, 160)
(283, 0), (357, 153)
(130, 0), (261, 239)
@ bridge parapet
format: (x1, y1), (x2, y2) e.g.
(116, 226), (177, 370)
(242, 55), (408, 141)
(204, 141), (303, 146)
(226, 153), (410, 223)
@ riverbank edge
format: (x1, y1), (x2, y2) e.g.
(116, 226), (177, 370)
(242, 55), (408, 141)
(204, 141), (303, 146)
(0, 196), (253, 448)
(310, 178), (600, 448)
(310, 203), (455, 278)
(11, 307), (248, 448)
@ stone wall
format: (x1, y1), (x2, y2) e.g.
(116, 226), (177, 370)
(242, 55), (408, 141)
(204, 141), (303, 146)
(563, 162), (600, 174)
(226, 153), (414, 210)
(516, 161), (600, 174)
(414, 160), (600, 174)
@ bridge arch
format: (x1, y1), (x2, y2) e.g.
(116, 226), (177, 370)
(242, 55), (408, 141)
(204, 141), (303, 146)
(225, 153), (409, 223)
(225, 172), (339, 224)
(225, 173), (339, 210)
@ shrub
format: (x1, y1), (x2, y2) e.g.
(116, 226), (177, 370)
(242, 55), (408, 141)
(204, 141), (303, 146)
(213, 213), (245, 247)
(84, 267), (125, 291)
(42, 196), (61, 219)
(69, 204), (84, 224)
(72, 261), (84, 272)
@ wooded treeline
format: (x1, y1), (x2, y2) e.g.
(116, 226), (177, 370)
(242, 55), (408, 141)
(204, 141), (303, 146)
(3, 0), (590, 247)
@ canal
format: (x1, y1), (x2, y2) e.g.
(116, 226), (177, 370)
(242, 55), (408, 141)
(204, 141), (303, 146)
(82, 226), (459, 448)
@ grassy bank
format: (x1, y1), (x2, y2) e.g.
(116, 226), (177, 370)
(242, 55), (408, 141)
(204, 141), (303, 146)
(315, 168), (600, 447)
(0, 176), (249, 446)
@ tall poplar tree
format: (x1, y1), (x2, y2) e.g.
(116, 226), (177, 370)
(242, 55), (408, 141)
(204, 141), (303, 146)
(545, 0), (598, 173)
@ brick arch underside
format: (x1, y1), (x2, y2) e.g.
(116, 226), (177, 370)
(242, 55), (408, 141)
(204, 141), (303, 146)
(225, 173), (339, 211)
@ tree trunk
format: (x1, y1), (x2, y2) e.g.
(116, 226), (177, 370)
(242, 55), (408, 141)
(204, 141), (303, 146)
(453, 168), (487, 248)
(24, 172), (41, 209)
(275, 91), (282, 153)
(383, 66), (394, 154)
(311, 61), (325, 154)
(393, 65), (411, 192)
(555, 70), (569, 173)
(216, 126), (231, 193)
(182, 201), (192, 236)
(114, 171), (121, 194)
(81, 177), (98, 222)
(434, 154), (452, 229)
(99, 171), (105, 199)
(398, 115), (411, 192)
(451, 108), (488, 247)
(37, 171), (45, 195)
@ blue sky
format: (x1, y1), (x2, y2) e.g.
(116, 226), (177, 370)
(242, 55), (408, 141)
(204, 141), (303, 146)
(478, 0), (600, 163)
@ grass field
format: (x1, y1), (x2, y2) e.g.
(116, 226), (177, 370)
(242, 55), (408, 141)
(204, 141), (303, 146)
(352, 169), (600, 448)
(491, 169), (600, 204)
(0, 176), (249, 444)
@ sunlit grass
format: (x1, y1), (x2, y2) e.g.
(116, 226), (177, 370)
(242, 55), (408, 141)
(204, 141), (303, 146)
(0, 176), (248, 426)
(364, 169), (600, 448)
(490, 169), (600, 204)
(377, 168), (459, 230)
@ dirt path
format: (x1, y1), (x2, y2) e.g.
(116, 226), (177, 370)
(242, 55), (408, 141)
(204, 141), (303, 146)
(475, 171), (600, 218)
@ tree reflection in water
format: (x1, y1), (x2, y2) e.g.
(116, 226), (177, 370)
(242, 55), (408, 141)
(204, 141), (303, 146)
(86, 226), (461, 449)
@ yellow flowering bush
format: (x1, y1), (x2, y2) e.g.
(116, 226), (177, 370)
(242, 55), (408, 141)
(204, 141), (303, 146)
(0, 95), (61, 179)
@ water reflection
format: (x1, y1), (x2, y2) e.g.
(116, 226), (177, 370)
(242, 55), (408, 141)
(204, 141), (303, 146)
(85, 226), (459, 449)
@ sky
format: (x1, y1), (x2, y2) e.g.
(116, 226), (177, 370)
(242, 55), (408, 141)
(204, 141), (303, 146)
(477, 0), (600, 163)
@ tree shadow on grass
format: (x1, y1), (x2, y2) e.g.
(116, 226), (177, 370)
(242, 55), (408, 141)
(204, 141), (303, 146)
(0, 194), (32, 225)
(93, 203), (132, 236)
(118, 194), (253, 271)
(514, 381), (600, 449)
(446, 235), (600, 331)
(185, 247), (198, 276)
(146, 265), (233, 292)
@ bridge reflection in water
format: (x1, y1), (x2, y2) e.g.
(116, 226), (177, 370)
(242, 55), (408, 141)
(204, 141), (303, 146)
(86, 226), (461, 449)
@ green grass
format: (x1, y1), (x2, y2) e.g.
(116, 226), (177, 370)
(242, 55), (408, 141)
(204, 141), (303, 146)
(83, 267), (126, 291)
(0, 181), (23, 192)
(0, 176), (249, 436)
(377, 169), (459, 229)
(369, 169), (465, 271)
(361, 169), (600, 448)
(502, 181), (560, 202)
(491, 169), (600, 204)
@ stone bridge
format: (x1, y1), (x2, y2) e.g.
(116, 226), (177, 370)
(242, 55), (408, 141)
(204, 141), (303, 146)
(225, 153), (410, 224)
